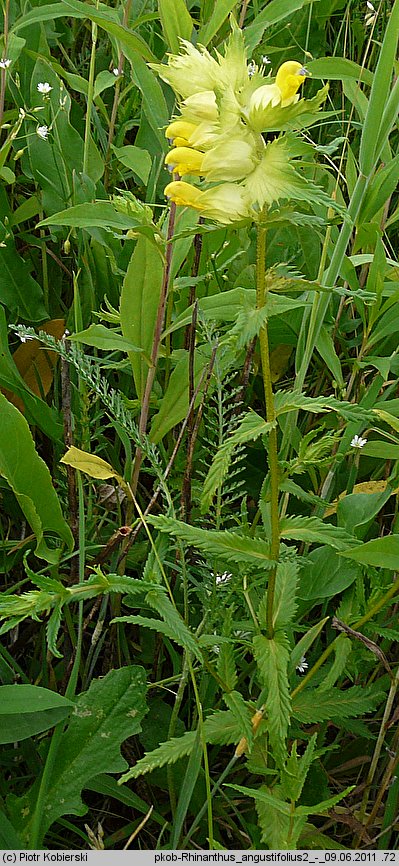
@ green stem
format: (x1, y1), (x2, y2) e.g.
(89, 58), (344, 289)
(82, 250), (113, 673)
(256, 225), (280, 638)
(83, 12), (98, 176)
(29, 472), (85, 848)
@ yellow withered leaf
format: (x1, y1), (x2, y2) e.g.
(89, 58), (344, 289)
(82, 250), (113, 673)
(60, 446), (125, 485)
(324, 480), (398, 517)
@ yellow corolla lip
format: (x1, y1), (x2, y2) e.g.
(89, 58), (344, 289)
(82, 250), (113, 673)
(164, 180), (203, 208)
(165, 120), (197, 144)
(165, 146), (203, 176)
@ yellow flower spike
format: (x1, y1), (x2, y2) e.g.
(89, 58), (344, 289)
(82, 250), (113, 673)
(165, 119), (197, 144)
(165, 146), (204, 176)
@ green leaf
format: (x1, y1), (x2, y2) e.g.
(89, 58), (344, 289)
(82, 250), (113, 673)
(113, 613), (202, 662)
(150, 349), (208, 444)
(0, 685), (73, 744)
(0, 394), (73, 562)
(253, 632), (291, 767)
(38, 201), (144, 230)
(217, 642), (238, 692)
(198, 0), (239, 45)
(275, 390), (373, 424)
(162, 287), (256, 338)
(201, 411), (275, 514)
(299, 546), (360, 600)
(9, 666), (147, 847)
(120, 709), (243, 783)
(280, 736), (317, 803)
(280, 515), (358, 551)
(149, 515), (275, 570)
(0, 810), (23, 850)
(307, 57), (373, 86)
(158, 0), (194, 53)
(244, 0), (316, 53)
(69, 324), (142, 353)
(112, 145), (152, 185)
(131, 53), (169, 147)
(268, 559), (298, 631)
(120, 236), (164, 402)
(223, 691), (253, 751)
(341, 535), (399, 570)
(0, 237), (46, 321)
(289, 617), (329, 674)
(292, 685), (383, 724)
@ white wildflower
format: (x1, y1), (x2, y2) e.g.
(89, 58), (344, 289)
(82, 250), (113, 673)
(350, 434), (368, 449)
(113, 68), (122, 77)
(0, 59), (11, 70)
(37, 82), (52, 95)
(36, 125), (49, 140)
(247, 60), (257, 78)
(296, 656), (308, 675)
(213, 571), (232, 586)
(262, 55), (271, 65)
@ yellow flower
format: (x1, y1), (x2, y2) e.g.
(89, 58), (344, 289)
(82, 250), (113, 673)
(165, 146), (204, 176)
(165, 180), (250, 224)
(181, 91), (219, 122)
(165, 120), (197, 146)
(275, 61), (309, 102)
(201, 139), (258, 182)
(247, 61), (309, 130)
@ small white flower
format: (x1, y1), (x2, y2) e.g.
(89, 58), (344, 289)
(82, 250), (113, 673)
(247, 61), (257, 78)
(113, 68), (122, 77)
(350, 434), (368, 449)
(296, 656), (308, 675)
(19, 107), (26, 119)
(37, 82), (52, 95)
(214, 571), (232, 585)
(0, 58), (11, 70)
(36, 125), (49, 140)
(262, 55), (271, 65)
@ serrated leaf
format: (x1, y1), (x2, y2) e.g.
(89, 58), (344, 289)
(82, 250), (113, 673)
(114, 614), (202, 661)
(8, 667), (147, 847)
(120, 709), (242, 782)
(223, 691), (253, 751)
(253, 632), (291, 767)
(217, 642), (238, 691)
(265, 559), (298, 630)
(201, 411), (275, 513)
(280, 515), (358, 551)
(149, 515), (275, 569)
(274, 390), (373, 423)
(280, 736), (317, 803)
(292, 685), (383, 724)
